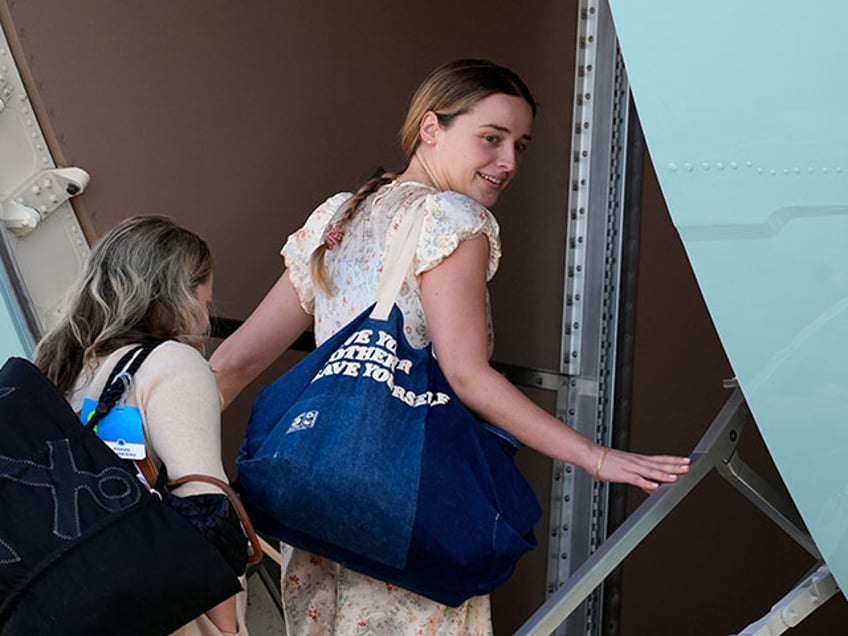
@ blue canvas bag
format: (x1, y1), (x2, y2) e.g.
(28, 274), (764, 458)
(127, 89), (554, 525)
(237, 210), (541, 607)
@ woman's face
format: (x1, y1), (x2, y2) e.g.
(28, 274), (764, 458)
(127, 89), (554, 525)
(193, 274), (214, 331)
(424, 93), (533, 208)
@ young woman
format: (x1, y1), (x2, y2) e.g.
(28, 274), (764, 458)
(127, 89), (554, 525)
(34, 215), (247, 636)
(211, 59), (690, 635)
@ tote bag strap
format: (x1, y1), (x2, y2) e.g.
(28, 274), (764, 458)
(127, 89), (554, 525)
(371, 204), (426, 320)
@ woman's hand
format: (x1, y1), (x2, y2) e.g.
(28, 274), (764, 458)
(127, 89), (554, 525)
(594, 446), (691, 495)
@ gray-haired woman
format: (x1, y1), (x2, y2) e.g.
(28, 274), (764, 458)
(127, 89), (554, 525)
(35, 215), (246, 636)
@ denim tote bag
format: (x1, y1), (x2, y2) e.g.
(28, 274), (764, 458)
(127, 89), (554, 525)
(238, 208), (541, 606)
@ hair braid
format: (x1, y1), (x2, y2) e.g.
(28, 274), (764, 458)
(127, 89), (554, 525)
(309, 169), (398, 294)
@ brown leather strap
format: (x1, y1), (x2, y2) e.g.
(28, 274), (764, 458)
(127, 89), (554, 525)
(135, 455), (159, 489)
(167, 473), (263, 565)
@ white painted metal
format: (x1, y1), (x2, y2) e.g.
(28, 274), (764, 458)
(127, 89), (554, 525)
(735, 566), (839, 636)
(0, 21), (90, 336)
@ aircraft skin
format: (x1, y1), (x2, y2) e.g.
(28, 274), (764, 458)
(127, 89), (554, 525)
(0, 1), (844, 633)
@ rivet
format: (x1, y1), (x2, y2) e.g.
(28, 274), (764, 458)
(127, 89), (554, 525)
(701, 162), (710, 171)
(684, 162), (693, 172)
(669, 162), (678, 172)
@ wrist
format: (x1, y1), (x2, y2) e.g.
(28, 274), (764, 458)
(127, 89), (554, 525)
(594, 446), (610, 481)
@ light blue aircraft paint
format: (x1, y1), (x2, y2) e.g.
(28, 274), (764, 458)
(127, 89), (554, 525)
(609, 1), (848, 591)
(0, 280), (30, 361)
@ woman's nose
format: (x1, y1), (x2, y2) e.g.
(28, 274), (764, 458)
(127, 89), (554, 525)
(497, 145), (517, 171)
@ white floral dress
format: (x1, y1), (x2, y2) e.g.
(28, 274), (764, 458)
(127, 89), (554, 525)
(279, 180), (501, 635)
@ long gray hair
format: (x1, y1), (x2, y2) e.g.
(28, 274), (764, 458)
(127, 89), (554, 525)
(34, 215), (213, 393)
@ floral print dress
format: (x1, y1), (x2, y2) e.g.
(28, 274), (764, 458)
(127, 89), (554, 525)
(279, 180), (501, 635)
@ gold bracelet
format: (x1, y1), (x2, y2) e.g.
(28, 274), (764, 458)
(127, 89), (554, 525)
(594, 446), (610, 481)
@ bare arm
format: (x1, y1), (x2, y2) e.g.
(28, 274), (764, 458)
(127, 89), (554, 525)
(210, 271), (313, 408)
(420, 235), (689, 492)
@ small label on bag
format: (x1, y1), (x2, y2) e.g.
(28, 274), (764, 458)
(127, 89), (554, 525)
(287, 410), (319, 434)
(80, 397), (147, 460)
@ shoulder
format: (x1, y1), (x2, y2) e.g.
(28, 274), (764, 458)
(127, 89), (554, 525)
(297, 192), (353, 235)
(411, 187), (501, 279)
(282, 191), (353, 263)
(147, 340), (208, 365)
(137, 341), (214, 384)
(417, 188), (500, 240)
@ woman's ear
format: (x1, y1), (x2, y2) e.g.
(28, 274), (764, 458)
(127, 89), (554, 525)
(419, 111), (440, 147)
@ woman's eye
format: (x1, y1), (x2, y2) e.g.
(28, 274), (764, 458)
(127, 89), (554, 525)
(483, 134), (499, 144)
(515, 142), (529, 154)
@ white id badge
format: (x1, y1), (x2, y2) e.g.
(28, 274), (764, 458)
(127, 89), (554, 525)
(80, 397), (147, 460)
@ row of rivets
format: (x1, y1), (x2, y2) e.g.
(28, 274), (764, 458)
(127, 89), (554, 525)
(669, 161), (844, 175)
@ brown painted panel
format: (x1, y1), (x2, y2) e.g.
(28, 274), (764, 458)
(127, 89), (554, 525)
(3, 0), (576, 631)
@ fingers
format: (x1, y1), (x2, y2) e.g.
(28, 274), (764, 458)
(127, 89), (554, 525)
(594, 449), (692, 493)
(621, 452), (691, 490)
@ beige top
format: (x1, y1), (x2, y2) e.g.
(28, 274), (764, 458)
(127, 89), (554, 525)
(67, 341), (229, 497)
(68, 340), (248, 635)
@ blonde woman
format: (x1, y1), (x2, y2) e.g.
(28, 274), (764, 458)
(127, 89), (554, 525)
(212, 59), (690, 635)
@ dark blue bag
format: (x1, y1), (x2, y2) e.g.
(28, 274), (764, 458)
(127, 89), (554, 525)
(237, 211), (541, 607)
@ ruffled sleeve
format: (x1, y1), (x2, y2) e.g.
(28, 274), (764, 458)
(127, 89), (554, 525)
(414, 190), (501, 281)
(281, 192), (352, 314)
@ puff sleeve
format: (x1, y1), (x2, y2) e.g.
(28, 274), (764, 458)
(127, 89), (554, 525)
(414, 190), (501, 281)
(281, 192), (352, 314)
